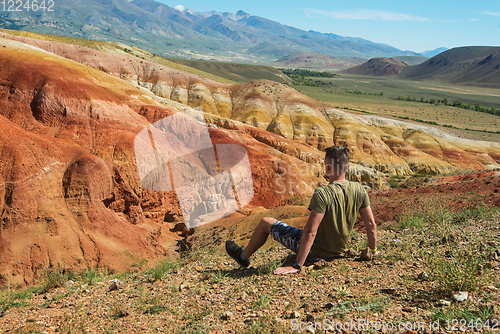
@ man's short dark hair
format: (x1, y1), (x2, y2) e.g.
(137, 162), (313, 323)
(325, 146), (350, 173)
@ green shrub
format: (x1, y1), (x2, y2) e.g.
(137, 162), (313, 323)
(209, 270), (229, 283)
(254, 293), (271, 309)
(146, 258), (179, 282)
(144, 305), (167, 314)
(79, 268), (102, 285)
(258, 259), (283, 275)
(422, 243), (486, 293)
(0, 289), (33, 312)
(35, 266), (74, 294)
(399, 215), (425, 229)
(432, 303), (494, 323)
(397, 199), (453, 233)
(242, 315), (288, 334)
(451, 205), (492, 224)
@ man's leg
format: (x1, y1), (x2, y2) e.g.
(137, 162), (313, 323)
(226, 217), (276, 267)
(227, 218), (320, 267)
(242, 217), (277, 259)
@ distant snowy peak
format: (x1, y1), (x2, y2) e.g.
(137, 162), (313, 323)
(222, 10), (251, 22)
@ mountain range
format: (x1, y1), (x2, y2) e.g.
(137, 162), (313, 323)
(0, 0), (422, 61)
(399, 46), (500, 86)
(340, 46), (500, 88)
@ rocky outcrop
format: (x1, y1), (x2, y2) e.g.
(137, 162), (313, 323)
(3, 32), (499, 175)
(0, 39), (330, 285)
(0, 34), (499, 285)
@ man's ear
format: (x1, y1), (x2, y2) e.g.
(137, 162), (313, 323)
(325, 163), (332, 176)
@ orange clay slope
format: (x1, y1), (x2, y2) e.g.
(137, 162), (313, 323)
(0, 37), (328, 285)
(0, 35), (499, 285)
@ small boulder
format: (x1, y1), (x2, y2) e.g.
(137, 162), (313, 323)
(437, 299), (452, 306)
(452, 292), (468, 302)
(220, 311), (233, 320)
(178, 282), (189, 292)
(65, 280), (76, 287)
(313, 259), (328, 270)
(115, 309), (129, 318)
(300, 303), (311, 312)
(358, 248), (373, 261)
(487, 315), (499, 326)
(285, 311), (300, 319)
(343, 248), (357, 257)
(108, 279), (123, 292)
(417, 271), (429, 280)
(323, 302), (334, 309)
(402, 306), (416, 313)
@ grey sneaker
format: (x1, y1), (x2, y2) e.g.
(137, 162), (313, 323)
(225, 240), (250, 268)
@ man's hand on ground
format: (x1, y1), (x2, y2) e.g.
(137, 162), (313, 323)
(273, 266), (299, 275)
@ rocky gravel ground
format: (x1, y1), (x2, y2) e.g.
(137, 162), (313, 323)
(1, 171), (500, 333)
(1, 212), (499, 333)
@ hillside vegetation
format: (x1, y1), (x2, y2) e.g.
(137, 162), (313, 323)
(341, 47), (500, 88)
(287, 73), (500, 143)
(341, 57), (408, 76)
(165, 57), (288, 83)
(399, 46), (500, 87)
(274, 52), (365, 70)
(0, 29), (236, 84)
(392, 56), (429, 66)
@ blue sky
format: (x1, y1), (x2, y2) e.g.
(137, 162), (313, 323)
(158, 0), (500, 53)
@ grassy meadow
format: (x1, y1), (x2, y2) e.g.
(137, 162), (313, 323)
(290, 74), (500, 143)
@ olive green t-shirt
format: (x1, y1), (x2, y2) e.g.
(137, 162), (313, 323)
(308, 181), (370, 258)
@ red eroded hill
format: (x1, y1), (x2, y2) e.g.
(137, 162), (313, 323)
(2, 32), (500, 174)
(0, 42), (328, 285)
(0, 35), (499, 285)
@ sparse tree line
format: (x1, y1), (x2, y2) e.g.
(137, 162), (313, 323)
(345, 90), (383, 96)
(280, 68), (337, 87)
(393, 96), (500, 117)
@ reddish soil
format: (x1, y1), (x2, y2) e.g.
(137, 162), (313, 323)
(369, 171), (500, 227)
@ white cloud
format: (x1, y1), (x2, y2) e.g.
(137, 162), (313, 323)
(174, 5), (185, 11)
(481, 11), (500, 16)
(303, 10), (319, 19)
(303, 8), (428, 22)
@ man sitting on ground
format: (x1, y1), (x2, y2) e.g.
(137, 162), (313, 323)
(226, 145), (379, 275)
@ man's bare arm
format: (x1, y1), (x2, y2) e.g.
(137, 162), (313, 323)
(359, 206), (378, 254)
(273, 210), (324, 275)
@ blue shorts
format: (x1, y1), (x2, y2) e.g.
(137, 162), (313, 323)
(270, 221), (321, 262)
